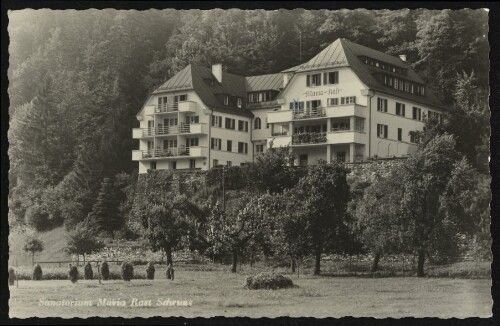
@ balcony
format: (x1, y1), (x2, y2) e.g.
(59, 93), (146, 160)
(178, 101), (196, 113)
(292, 132), (327, 145)
(267, 110), (293, 123)
(132, 146), (208, 160)
(293, 107), (326, 120)
(132, 128), (155, 139)
(155, 102), (179, 114)
(271, 131), (289, 136)
(326, 130), (368, 144)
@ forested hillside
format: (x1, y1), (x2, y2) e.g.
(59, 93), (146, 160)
(8, 9), (489, 234)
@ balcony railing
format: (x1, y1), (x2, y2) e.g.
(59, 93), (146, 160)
(330, 126), (365, 133)
(141, 147), (191, 159)
(293, 107), (326, 120)
(271, 131), (289, 136)
(155, 102), (179, 113)
(292, 132), (327, 145)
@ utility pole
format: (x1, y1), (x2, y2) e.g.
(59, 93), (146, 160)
(299, 30), (302, 63)
(222, 166), (226, 211)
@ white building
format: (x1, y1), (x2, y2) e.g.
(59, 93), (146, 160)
(133, 38), (446, 173)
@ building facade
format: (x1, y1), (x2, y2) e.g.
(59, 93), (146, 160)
(133, 39), (447, 173)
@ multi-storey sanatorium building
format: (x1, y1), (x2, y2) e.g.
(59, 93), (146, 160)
(132, 38), (447, 173)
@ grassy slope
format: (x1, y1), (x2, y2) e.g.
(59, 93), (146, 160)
(9, 226), (70, 267)
(9, 272), (492, 318)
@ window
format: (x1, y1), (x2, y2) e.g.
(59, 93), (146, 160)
(238, 120), (248, 132)
(164, 139), (177, 149)
(256, 144), (264, 153)
(212, 115), (222, 127)
(227, 140), (232, 152)
(248, 93), (255, 103)
(290, 101), (304, 110)
(189, 159), (196, 169)
(306, 100), (321, 109)
(266, 118), (270, 129)
(377, 97), (388, 112)
(336, 152), (346, 162)
(223, 95), (229, 106)
(238, 142), (248, 154)
(179, 94), (188, 101)
(377, 124), (388, 138)
(398, 128), (402, 141)
(341, 96), (356, 105)
(254, 117), (261, 129)
(211, 138), (222, 150)
(405, 82), (410, 92)
(394, 78), (399, 90)
(225, 118), (235, 130)
(213, 159), (219, 167)
(409, 131), (419, 143)
(226, 161), (232, 167)
(150, 162), (156, 170)
(323, 71), (339, 85)
(355, 117), (365, 132)
(237, 98), (242, 108)
(186, 138), (199, 147)
(412, 107), (422, 121)
(307, 73), (322, 87)
(186, 115), (199, 124)
(396, 102), (406, 116)
(327, 98), (339, 106)
(172, 161), (177, 170)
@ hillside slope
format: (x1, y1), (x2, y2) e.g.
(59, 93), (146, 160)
(9, 226), (70, 267)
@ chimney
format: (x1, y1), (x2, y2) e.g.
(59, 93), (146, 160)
(399, 54), (407, 62)
(212, 64), (222, 83)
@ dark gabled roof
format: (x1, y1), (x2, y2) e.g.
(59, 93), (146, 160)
(154, 65), (193, 92)
(245, 73), (283, 92)
(339, 39), (446, 110)
(153, 64), (253, 118)
(290, 38), (446, 110)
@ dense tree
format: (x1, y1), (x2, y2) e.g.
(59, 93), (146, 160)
(290, 160), (351, 275)
(87, 177), (122, 238)
(65, 221), (105, 264)
(398, 134), (481, 276)
(208, 191), (271, 273)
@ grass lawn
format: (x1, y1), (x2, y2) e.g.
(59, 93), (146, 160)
(9, 270), (492, 318)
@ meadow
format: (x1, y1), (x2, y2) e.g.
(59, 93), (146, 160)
(8, 261), (492, 318)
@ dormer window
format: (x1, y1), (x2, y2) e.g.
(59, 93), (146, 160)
(223, 95), (229, 106)
(237, 98), (242, 108)
(204, 78), (215, 86)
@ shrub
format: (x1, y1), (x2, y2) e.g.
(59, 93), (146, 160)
(9, 267), (15, 285)
(33, 264), (43, 280)
(146, 262), (155, 280)
(100, 261), (110, 280)
(121, 261), (134, 281)
(68, 264), (79, 283)
(244, 272), (294, 290)
(166, 264), (175, 280)
(84, 263), (93, 280)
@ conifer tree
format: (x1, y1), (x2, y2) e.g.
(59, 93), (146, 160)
(87, 177), (122, 238)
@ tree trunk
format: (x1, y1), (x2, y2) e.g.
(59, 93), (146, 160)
(32, 252), (34, 265)
(291, 257), (296, 273)
(417, 250), (426, 277)
(166, 247), (173, 266)
(371, 252), (381, 273)
(314, 249), (321, 275)
(231, 251), (238, 273)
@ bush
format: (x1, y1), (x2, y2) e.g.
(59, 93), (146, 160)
(33, 264), (43, 280)
(68, 264), (79, 283)
(166, 264), (174, 280)
(244, 272), (294, 290)
(84, 263), (93, 280)
(9, 267), (15, 286)
(146, 262), (155, 280)
(100, 261), (110, 280)
(121, 261), (134, 281)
